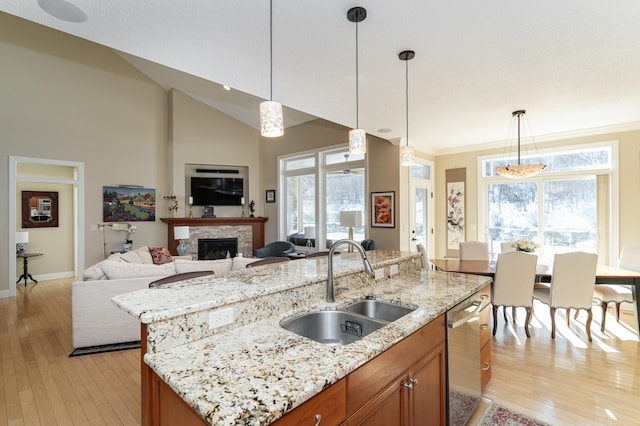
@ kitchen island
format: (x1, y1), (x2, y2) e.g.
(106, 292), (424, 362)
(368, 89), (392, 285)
(113, 250), (491, 425)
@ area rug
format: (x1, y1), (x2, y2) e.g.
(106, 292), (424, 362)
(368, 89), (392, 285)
(69, 340), (141, 357)
(479, 402), (550, 426)
(449, 390), (481, 426)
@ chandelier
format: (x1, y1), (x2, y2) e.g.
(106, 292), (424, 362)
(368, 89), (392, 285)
(347, 7), (367, 155)
(495, 110), (546, 178)
(399, 50), (415, 167)
(259, 0), (284, 138)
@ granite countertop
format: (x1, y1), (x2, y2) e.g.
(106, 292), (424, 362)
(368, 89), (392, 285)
(138, 263), (490, 425)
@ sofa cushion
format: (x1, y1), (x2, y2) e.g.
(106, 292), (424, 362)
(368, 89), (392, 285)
(135, 246), (154, 264)
(120, 250), (143, 263)
(232, 257), (261, 270)
(174, 258), (233, 274)
(83, 253), (123, 280)
(101, 261), (176, 279)
(149, 247), (173, 265)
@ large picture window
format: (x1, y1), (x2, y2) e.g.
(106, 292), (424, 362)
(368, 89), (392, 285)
(480, 142), (617, 264)
(280, 147), (365, 250)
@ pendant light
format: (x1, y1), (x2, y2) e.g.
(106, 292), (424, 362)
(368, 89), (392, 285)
(399, 50), (415, 167)
(259, 0), (284, 138)
(494, 110), (546, 178)
(347, 7), (367, 154)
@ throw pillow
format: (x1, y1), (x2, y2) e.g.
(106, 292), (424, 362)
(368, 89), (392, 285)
(101, 261), (176, 279)
(82, 253), (123, 280)
(120, 250), (143, 263)
(135, 246), (154, 264)
(149, 247), (173, 265)
(174, 258), (233, 274)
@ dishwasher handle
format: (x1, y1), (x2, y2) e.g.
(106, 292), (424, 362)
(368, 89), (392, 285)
(447, 301), (481, 329)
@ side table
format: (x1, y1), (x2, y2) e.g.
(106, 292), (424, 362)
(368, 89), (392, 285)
(16, 252), (43, 286)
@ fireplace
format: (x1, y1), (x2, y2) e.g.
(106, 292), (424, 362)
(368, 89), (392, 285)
(198, 238), (238, 260)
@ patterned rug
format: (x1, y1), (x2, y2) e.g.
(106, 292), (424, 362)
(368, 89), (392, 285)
(479, 402), (550, 426)
(69, 340), (141, 357)
(449, 390), (481, 426)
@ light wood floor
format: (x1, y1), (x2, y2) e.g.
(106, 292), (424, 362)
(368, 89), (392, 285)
(1, 278), (638, 425)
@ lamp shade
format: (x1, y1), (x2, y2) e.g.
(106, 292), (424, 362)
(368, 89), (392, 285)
(260, 101), (284, 137)
(400, 145), (415, 167)
(304, 226), (315, 239)
(340, 211), (362, 228)
(174, 226), (190, 240)
(16, 231), (29, 244)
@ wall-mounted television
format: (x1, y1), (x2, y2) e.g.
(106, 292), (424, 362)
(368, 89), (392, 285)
(191, 177), (243, 206)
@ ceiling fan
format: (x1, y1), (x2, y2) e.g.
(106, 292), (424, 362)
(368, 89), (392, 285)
(342, 154), (364, 175)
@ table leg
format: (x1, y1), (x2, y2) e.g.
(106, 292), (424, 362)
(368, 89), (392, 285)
(632, 279), (639, 333)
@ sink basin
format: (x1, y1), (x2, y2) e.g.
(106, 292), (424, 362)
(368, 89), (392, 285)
(345, 299), (416, 322)
(280, 311), (386, 347)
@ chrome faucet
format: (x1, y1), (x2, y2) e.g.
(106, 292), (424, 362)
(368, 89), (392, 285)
(326, 239), (374, 303)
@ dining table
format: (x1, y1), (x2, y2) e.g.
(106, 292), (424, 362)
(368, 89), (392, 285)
(430, 258), (640, 331)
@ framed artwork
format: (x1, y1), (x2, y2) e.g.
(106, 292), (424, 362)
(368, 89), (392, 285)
(103, 186), (156, 222)
(266, 189), (276, 203)
(22, 191), (59, 228)
(445, 168), (466, 257)
(371, 191), (395, 228)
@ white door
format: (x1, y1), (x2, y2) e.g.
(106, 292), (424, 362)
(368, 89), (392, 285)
(409, 161), (434, 263)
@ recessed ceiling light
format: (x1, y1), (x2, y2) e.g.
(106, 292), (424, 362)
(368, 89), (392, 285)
(38, 0), (87, 23)
(377, 128), (392, 133)
(222, 85), (231, 91)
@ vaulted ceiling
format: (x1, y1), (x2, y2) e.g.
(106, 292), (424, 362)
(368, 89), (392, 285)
(3, 1), (640, 154)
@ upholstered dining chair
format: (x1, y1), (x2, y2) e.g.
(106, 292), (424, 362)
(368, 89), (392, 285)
(592, 245), (639, 332)
(500, 242), (516, 253)
(416, 243), (428, 270)
(491, 251), (538, 337)
(459, 241), (490, 261)
(246, 257), (290, 267)
(533, 251), (598, 342)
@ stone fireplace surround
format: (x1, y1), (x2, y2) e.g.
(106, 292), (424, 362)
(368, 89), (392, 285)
(161, 217), (268, 258)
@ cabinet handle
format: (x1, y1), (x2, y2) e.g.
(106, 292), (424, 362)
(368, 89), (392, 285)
(480, 324), (489, 330)
(480, 294), (489, 300)
(314, 414), (321, 425)
(404, 378), (418, 390)
(410, 378), (418, 386)
(482, 363), (491, 371)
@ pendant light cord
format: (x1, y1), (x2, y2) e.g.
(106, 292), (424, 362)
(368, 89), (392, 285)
(355, 19), (359, 129)
(269, 0), (273, 102)
(405, 57), (409, 147)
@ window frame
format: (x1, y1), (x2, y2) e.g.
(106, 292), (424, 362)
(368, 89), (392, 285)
(477, 140), (619, 265)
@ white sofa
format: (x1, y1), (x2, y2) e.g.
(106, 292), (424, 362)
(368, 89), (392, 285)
(71, 247), (258, 349)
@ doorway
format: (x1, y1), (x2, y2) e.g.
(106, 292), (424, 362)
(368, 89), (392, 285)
(409, 160), (434, 262)
(6, 156), (84, 299)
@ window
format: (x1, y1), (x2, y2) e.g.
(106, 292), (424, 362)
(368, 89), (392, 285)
(280, 147), (365, 250)
(480, 143), (617, 264)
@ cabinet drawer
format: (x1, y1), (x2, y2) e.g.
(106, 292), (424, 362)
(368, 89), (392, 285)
(480, 343), (492, 390)
(479, 306), (491, 349)
(477, 283), (491, 311)
(273, 378), (346, 426)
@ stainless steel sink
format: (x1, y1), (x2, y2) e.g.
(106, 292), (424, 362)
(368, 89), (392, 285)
(280, 311), (386, 347)
(345, 299), (416, 322)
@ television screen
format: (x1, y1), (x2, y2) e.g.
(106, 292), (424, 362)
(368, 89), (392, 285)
(191, 177), (243, 206)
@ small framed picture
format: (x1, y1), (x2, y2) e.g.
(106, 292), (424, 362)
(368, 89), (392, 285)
(266, 189), (276, 203)
(371, 191), (395, 228)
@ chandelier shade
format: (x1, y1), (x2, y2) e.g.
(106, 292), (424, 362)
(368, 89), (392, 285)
(348, 7), (367, 155)
(495, 110), (546, 178)
(259, 0), (284, 138)
(400, 145), (415, 167)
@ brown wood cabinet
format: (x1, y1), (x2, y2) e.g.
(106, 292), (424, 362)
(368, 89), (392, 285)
(145, 315), (446, 426)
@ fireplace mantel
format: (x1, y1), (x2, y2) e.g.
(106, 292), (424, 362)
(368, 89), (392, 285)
(160, 217), (268, 256)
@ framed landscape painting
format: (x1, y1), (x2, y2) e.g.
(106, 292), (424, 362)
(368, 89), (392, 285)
(371, 191), (395, 228)
(103, 186), (156, 222)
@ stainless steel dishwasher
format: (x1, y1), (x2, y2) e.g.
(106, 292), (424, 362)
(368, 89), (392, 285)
(446, 294), (482, 426)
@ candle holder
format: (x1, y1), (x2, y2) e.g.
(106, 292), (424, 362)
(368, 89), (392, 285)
(188, 204), (193, 219)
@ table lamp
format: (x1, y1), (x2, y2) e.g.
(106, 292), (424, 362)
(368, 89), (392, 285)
(304, 226), (315, 250)
(174, 226), (190, 256)
(340, 211), (362, 253)
(16, 231), (29, 254)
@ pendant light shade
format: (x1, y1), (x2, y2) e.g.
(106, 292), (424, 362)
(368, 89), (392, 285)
(494, 110), (546, 178)
(260, 0), (284, 138)
(399, 50), (415, 167)
(260, 101), (284, 137)
(348, 7), (367, 154)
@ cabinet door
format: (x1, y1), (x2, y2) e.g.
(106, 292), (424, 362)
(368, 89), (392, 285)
(273, 378), (346, 426)
(346, 375), (408, 426)
(409, 344), (446, 426)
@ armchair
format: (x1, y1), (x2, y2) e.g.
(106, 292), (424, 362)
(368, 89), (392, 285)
(254, 241), (296, 258)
